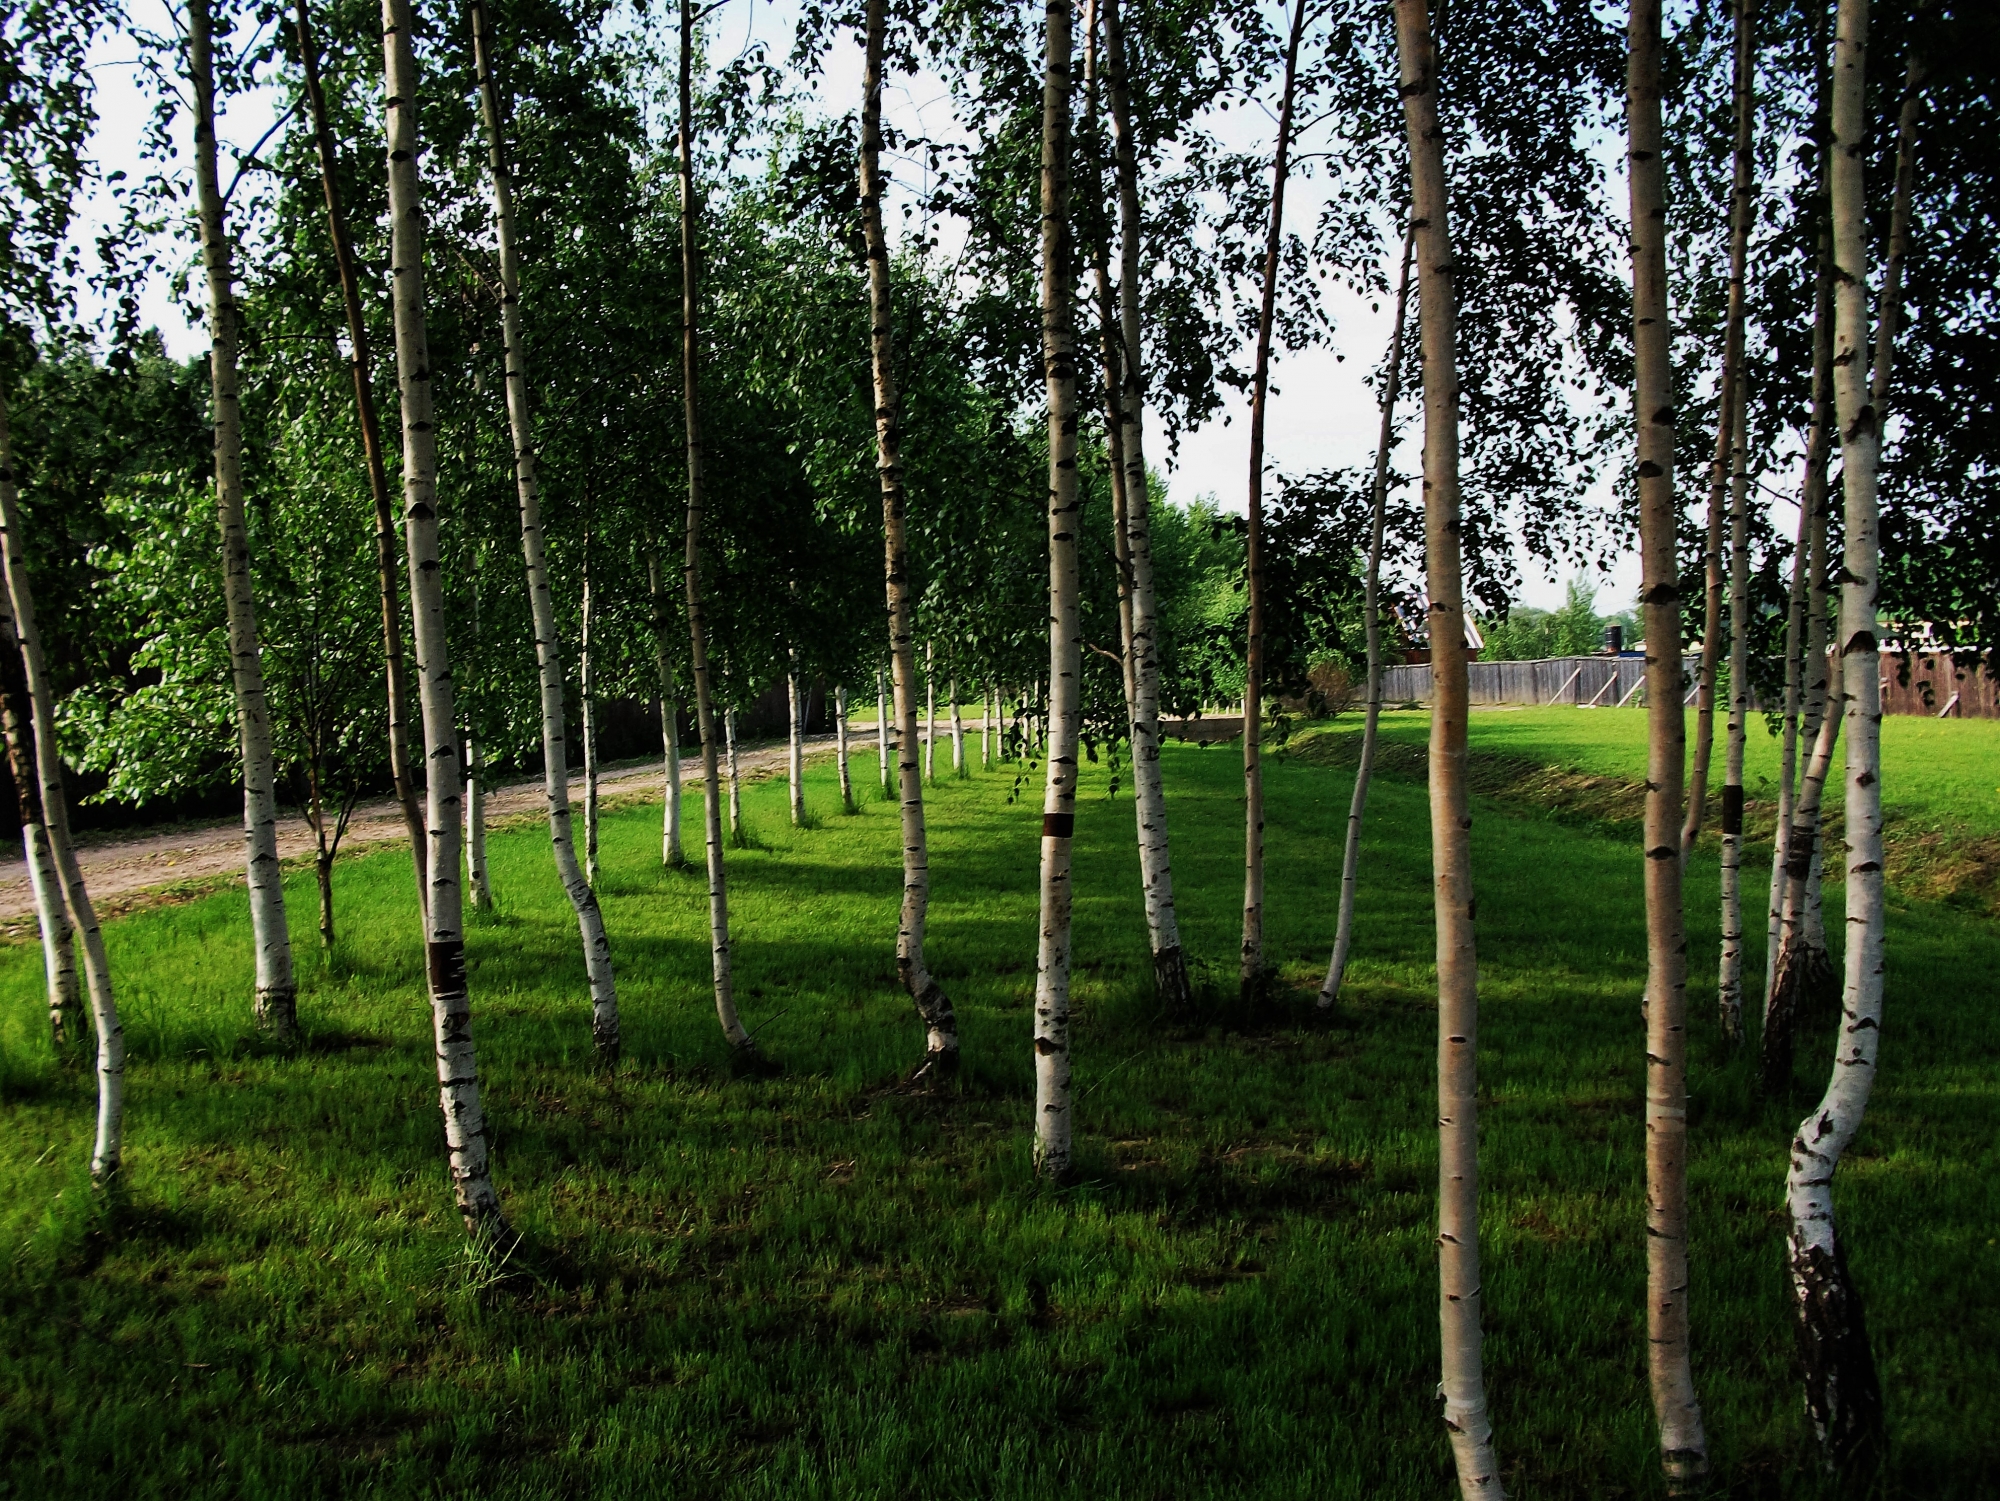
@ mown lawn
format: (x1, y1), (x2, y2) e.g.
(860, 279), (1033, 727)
(0, 719), (1994, 1498)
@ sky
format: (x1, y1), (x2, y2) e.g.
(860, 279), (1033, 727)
(76, 0), (1646, 616)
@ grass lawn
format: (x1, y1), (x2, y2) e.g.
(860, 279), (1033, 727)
(1, 721), (1995, 1497)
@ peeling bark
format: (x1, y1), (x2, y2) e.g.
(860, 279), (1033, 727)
(1629, 0), (1709, 1484)
(192, 0), (295, 1039)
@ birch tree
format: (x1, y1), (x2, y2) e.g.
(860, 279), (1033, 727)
(1032, 0), (1081, 1178)
(294, 0), (427, 926)
(860, 0), (956, 1077)
(835, 684), (854, 811)
(1239, 0), (1308, 1001)
(191, 0), (296, 1039)
(382, 0), (506, 1235)
(678, 0), (754, 1055)
(1716, 0), (1757, 1044)
(1629, 0), (1707, 1482)
(1395, 0), (1501, 1489)
(0, 643), (79, 1051)
(787, 650), (806, 825)
(1321, 224), (1413, 1008)
(468, 0), (620, 1060)
(581, 512), (601, 885)
(647, 545), (685, 866)
(1785, 0), (1913, 1459)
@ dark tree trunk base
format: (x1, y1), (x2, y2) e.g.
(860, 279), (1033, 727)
(1791, 1233), (1883, 1475)
(256, 985), (299, 1042)
(1153, 943), (1192, 1016)
(1764, 938), (1838, 1093)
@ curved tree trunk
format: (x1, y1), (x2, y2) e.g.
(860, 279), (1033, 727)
(1717, 0), (1758, 1046)
(1033, 0), (1082, 1178)
(1786, 18), (1915, 1465)
(1102, 0), (1188, 1009)
(1398, 1), (1505, 1490)
(1628, 0), (1709, 1484)
(860, 0), (956, 1076)
(646, 546), (685, 867)
(295, 0), (427, 927)
(836, 685), (854, 812)
(191, 0), (295, 1040)
(0, 628), (80, 1052)
(1241, 0), (1307, 1001)
(382, 0), (506, 1235)
(468, 0), (619, 1061)
(1322, 225), (1414, 1008)
(0, 409), (123, 1179)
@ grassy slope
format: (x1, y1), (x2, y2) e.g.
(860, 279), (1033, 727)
(0, 731), (1995, 1498)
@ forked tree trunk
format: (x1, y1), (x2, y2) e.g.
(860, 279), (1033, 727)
(464, 730), (491, 910)
(0, 411), (123, 1179)
(1765, 651), (1841, 1092)
(1103, 0), (1188, 1009)
(1241, 0), (1306, 1001)
(295, 0), (427, 926)
(1717, 0), (1758, 1045)
(1322, 224), (1414, 1008)
(1032, 0), (1082, 1178)
(646, 547), (685, 867)
(836, 685), (854, 811)
(382, 0), (506, 1235)
(787, 655), (806, 826)
(875, 666), (890, 797)
(1397, 1), (1505, 1490)
(191, 0), (296, 1040)
(1785, 16), (1913, 1463)
(469, 0), (619, 1060)
(860, 0), (956, 1074)
(581, 521), (601, 887)
(1628, 0), (1709, 1485)
(725, 708), (743, 844)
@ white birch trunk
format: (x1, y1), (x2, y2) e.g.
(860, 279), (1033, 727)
(949, 680), (964, 776)
(982, 685), (993, 768)
(787, 657), (806, 826)
(1765, 489), (1811, 1003)
(1766, 652), (1842, 1091)
(1398, 1), (1506, 1488)
(646, 548), (685, 867)
(1786, 12), (1910, 1460)
(725, 709), (743, 844)
(24, 820), (80, 1049)
(581, 534), (600, 888)
(1103, 0), (1189, 1010)
(860, 0), (956, 1073)
(383, 0), (506, 1233)
(0, 421), (123, 1179)
(191, 0), (295, 1039)
(925, 641), (937, 785)
(1627, 0), (1708, 1482)
(1716, 0), (1757, 1046)
(468, 0), (618, 1060)
(836, 685), (854, 812)
(1033, 0), (1081, 1178)
(1322, 226), (1414, 1008)
(464, 731), (491, 910)
(875, 667), (889, 798)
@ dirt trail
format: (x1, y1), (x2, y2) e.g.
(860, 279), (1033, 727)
(0, 735), (845, 933)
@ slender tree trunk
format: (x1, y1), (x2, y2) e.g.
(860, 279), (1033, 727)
(295, 0), (427, 925)
(836, 685), (854, 811)
(860, 0), (956, 1074)
(581, 518), (601, 888)
(1033, 0), (1082, 1178)
(1765, 651), (1841, 1091)
(983, 683), (994, 767)
(464, 730), (491, 909)
(468, 0), (619, 1060)
(1102, 0), (1188, 1008)
(191, 0), (295, 1040)
(0, 409), (123, 1178)
(725, 708), (743, 844)
(1765, 491), (1810, 1002)
(1629, 0), (1709, 1484)
(1717, 0), (1758, 1045)
(1787, 16), (1914, 1463)
(925, 641), (937, 784)
(1241, 0), (1307, 1000)
(875, 666), (890, 797)
(1397, 1), (1505, 1490)
(949, 680), (964, 776)
(1322, 225), (1414, 1008)
(382, 0), (506, 1234)
(646, 546), (685, 867)
(788, 654), (806, 826)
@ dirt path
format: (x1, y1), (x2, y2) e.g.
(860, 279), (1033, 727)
(0, 735), (845, 933)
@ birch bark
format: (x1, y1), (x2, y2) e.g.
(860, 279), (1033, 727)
(725, 708), (743, 843)
(1765, 651), (1841, 1092)
(296, 0), (427, 925)
(582, 517), (601, 886)
(836, 685), (854, 812)
(469, 0), (618, 1059)
(0, 610), (79, 1050)
(949, 680), (964, 776)
(0, 404), (122, 1178)
(1786, 10), (1913, 1460)
(1033, 0), (1082, 1178)
(1322, 226), (1413, 1008)
(1764, 488), (1810, 1003)
(1102, 0), (1188, 1009)
(1241, 0), (1307, 1000)
(647, 547), (685, 866)
(191, 0), (295, 1039)
(787, 655), (806, 826)
(382, 0), (506, 1234)
(464, 730), (490, 909)
(875, 666), (889, 796)
(1397, 2), (1503, 1489)
(925, 641), (937, 784)
(1629, 0), (1708, 1482)
(860, 0), (956, 1073)
(1717, 0), (1757, 1045)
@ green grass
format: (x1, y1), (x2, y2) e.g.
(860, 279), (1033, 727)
(1, 725), (1996, 1497)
